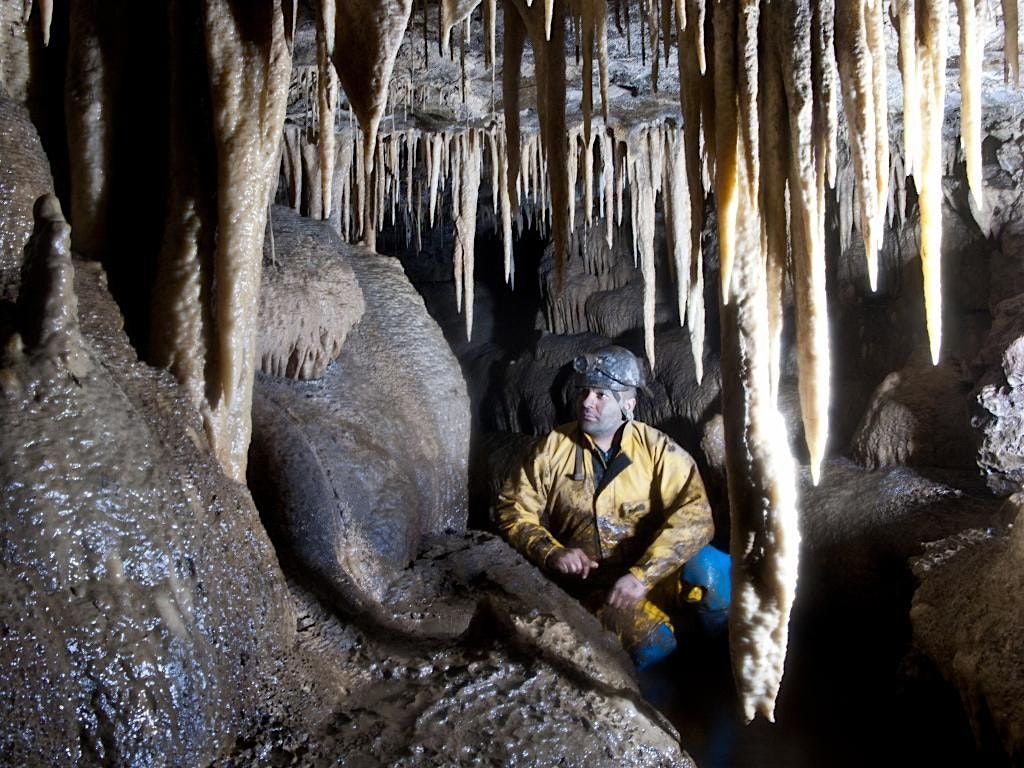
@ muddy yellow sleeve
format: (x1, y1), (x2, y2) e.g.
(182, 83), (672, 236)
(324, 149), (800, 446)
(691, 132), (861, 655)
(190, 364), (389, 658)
(495, 440), (564, 569)
(629, 442), (714, 589)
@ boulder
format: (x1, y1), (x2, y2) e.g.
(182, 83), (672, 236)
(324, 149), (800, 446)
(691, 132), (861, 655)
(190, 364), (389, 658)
(0, 198), (294, 766)
(910, 495), (1024, 763)
(850, 356), (977, 471)
(249, 212), (470, 629)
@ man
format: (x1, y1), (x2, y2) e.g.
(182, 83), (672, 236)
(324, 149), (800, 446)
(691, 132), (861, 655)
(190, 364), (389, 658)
(496, 345), (718, 669)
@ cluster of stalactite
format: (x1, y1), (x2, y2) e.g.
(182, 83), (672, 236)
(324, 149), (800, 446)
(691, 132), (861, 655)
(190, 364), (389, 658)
(10, 0), (1018, 724)
(280, 116), (706, 374)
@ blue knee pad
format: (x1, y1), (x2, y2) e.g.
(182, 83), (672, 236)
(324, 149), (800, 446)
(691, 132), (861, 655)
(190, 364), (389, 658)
(630, 622), (678, 670)
(682, 545), (732, 612)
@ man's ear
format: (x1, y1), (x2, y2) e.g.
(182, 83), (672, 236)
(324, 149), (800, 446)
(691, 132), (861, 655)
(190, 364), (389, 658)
(624, 395), (637, 420)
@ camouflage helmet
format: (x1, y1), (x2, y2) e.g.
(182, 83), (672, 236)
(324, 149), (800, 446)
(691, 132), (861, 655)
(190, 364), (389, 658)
(572, 345), (645, 391)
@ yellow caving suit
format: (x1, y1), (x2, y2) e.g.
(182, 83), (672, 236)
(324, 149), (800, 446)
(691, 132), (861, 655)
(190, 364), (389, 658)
(496, 420), (714, 657)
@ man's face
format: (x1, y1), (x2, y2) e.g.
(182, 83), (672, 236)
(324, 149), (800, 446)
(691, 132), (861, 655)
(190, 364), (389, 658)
(576, 386), (633, 440)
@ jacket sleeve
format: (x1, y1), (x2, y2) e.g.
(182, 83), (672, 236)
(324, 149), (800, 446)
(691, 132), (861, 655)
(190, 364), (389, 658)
(495, 437), (564, 569)
(629, 439), (714, 589)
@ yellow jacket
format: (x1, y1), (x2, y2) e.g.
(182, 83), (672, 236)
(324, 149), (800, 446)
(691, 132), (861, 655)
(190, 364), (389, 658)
(496, 421), (714, 590)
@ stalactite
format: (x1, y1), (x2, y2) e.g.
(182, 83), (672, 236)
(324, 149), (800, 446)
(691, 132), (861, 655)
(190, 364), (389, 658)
(428, 132), (443, 226)
(627, 125), (662, 366)
(835, 0), (885, 291)
(957, 0), (982, 209)
(65, 0), (114, 259)
(300, 138), (322, 218)
(503, 1), (526, 230)
(203, 0), (291, 479)
(38, 0), (52, 45)
(1004, 0), (1020, 85)
(720, 148), (800, 725)
(784, 0), (830, 484)
(712, 0), (740, 303)
(917, 0), (948, 363)
(316, 1), (338, 219)
(331, 0), (413, 250)
(484, 0), (497, 69)
(583, 131), (596, 228)
(892, 0), (918, 178)
(601, 128), (615, 247)
(497, 128), (515, 284)
(283, 125), (303, 209)
(663, 127), (694, 364)
(453, 130), (483, 339)
(812, 0), (837, 188)
(760, 38), (789, 404)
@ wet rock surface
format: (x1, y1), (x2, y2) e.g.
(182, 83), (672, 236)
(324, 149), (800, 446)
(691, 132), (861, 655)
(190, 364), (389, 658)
(0, 95), (54, 298)
(910, 496), (1024, 763)
(0, 206), (294, 765)
(213, 534), (694, 768)
(249, 215), (470, 626)
(850, 355), (978, 471)
(259, 206), (365, 380)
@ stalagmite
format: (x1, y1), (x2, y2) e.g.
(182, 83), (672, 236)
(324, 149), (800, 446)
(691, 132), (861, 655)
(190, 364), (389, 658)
(957, 0), (982, 209)
(917, 0), (948, 363)
(301, 138), (323, 218)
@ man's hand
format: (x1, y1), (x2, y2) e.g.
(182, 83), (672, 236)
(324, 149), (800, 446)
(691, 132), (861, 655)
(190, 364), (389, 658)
(607, 573), (647, 609)
(550, 548), (599, 579)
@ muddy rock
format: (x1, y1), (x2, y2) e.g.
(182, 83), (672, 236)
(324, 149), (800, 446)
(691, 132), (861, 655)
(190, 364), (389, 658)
(259, 206), (365, 380)
(973, 292), (1024, 493)
(850, 356), (977, 471)
(214, 534), (695, 768)
(910, 495), (1024, 763)
(0, 95), (54, 298)
(249, 215), (469, 627)
(0, 199), (294, 766)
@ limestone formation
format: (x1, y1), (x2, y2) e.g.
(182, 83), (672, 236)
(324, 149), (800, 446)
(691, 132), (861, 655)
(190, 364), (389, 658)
(0, 199), (294, 766)
(0, 95), (53, 299)
(249, 209), (470, 628)
(258, 205), (365, 380)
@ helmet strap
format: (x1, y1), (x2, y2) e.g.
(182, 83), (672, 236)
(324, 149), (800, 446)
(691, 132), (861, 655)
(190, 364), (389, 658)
(612, 391), (634, 421)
